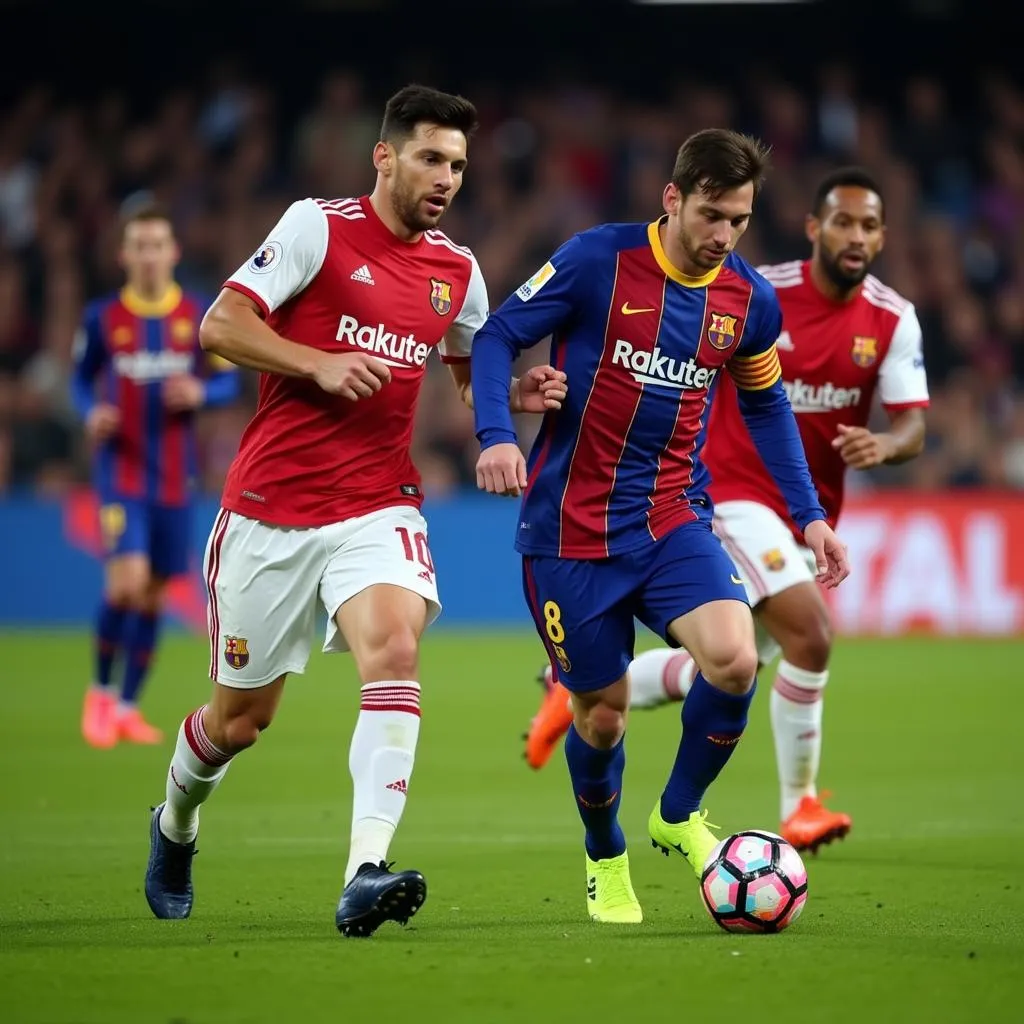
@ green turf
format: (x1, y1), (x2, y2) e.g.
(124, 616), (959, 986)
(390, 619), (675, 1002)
(1, 630), (1022, 1023)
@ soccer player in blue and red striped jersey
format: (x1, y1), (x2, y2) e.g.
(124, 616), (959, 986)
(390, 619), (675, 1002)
(72, 199), (240, 749)
(471, 129), (850, 923)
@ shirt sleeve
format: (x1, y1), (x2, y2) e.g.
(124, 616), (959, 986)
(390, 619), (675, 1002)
(70, 303), (107, 418)
(878, 304), (930, 409)
(726, 298), (783, 392)
(437, 253), (488, 363)
(471, 235), (587, 449)
(224, 198), (329, 316)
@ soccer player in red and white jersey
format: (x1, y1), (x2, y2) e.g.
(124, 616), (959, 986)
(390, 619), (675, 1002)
(143, 84), (567, 936)
(525, 168), (928, 853)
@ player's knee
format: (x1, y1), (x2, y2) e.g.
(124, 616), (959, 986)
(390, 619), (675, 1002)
(104, 585), (132, 609)
(359, 626), (420, 682)
(579, 699), (626, 749)
(702, 645), (758, 695)
(780, 610), (833, 671)
(116, 572), (154, 611)
(216, 709), (273, 754)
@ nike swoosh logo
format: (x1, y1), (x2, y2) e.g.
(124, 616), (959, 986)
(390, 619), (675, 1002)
(671, 841), (689, 856)
(731, 574), (744, 585)
(621, 302), (656, 315)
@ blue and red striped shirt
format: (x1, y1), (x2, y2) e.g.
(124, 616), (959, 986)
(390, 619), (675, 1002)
(72, 284), (239, 506)
(472, 220), (825, 558)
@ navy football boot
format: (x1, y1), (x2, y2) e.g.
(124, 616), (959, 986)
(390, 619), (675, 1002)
(335, 861), (427, 937)
(144, 803), (197, 919)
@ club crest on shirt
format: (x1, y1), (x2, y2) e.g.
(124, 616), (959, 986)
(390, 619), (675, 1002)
(761, 548), (786, 572)
(171, 317), (194, 346)
(224, 635), (250, 669)
(429, 278), (453, 316)
(707, 312), (739, 350)
(248, 241), (282, 274)
(851, 336), (878, 367)
(553, 644), (572, 675)
(112, 325), (134, 347)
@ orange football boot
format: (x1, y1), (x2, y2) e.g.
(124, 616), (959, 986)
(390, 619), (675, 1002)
(81, 687), (118, 749)
(524, 665), (573, 770)
(117, 707), (164, 745)
(780, 793), (852, 854)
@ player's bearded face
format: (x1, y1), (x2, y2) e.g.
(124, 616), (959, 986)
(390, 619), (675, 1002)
(812, 187), (885, 290)
(389, 126), (467, 234)
(676, 184), (754, 272)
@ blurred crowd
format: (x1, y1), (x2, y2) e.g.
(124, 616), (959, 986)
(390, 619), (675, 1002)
(1, 61), (1023, 499)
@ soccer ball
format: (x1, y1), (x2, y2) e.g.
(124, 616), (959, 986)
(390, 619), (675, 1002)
(699, 830), (808, 933)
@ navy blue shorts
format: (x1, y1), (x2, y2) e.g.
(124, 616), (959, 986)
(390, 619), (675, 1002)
(97, 496), (191, 578)
(522, 521), (747, 692)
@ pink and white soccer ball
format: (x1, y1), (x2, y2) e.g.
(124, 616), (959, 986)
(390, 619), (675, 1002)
(699, 830), (808, 933)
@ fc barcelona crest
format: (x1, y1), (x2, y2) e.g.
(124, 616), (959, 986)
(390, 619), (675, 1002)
(429, 278), (453, 316)
(112, 325), (134, 347)
(224, 635), (250, 670)
(553, 644), (572, 675)
(708, 312), (739, 350)
(851, 336), (878, 368)
(761, 548), (786, 572)
(171, 317), (194, 345)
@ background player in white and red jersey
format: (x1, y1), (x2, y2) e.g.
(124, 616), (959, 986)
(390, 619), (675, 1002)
(143, 84), (567, 936)
(525, 167), (928, 853)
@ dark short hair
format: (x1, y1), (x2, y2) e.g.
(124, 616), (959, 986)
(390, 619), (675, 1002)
(119, 193), (172, 237)
(380, 84), (478, 146)
(671, 128), (772, 200)
(812, 166), (886, 220)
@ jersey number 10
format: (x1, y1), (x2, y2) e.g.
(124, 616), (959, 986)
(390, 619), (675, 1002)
(395, 526), (435, 576)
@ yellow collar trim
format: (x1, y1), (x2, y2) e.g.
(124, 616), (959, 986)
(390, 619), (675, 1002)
(120, 284), (182, 318)
(647, 218), (722, 289)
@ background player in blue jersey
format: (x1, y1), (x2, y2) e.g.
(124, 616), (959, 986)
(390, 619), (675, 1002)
(72, 199), (240, 749)
(471, 129), (850, 923)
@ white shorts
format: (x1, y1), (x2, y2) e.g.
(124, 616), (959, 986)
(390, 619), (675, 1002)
(712, 500), (817, 666)
(203, 505), (441, 688)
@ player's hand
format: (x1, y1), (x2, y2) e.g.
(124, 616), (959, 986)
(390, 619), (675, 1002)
(85, 404), (121, 443)
(476, 442), (528, 497)
(803, 519), (850, 590)
(313, 352), (392, 401)
(831, 424), (896, 469)
(163, 375), (206, 412)
(513, 365), (568, 414)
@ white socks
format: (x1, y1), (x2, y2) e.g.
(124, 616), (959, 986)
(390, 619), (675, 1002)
(345, 681), (421, 885)
(160, 706), (231, 845)
(770, 661), (829, 820)
(630, 648), (831, 823)
(629, 648), (696, 708)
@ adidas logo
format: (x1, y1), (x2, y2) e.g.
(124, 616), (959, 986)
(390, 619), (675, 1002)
(587, 877), (597, 900)
(350, 264), (375, 285)
(385, 778), (408, 794)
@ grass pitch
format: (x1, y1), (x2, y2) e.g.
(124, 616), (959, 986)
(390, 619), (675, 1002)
(1, 631), (1022, 1023)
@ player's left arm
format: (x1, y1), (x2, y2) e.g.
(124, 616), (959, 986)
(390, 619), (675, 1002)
(729, 298), (849, 587)
(832, 305), (929, 469)
(70, 304), (107, 419)
(164, 335), (242, 414)
(199, 354), (242, 408)
(441, 255), (566, 415)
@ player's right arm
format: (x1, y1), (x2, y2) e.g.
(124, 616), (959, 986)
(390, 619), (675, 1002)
(199, 199), (390, 400)
(71, 302), (120, 443)
(471, 236), (587, 496)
